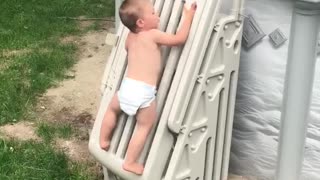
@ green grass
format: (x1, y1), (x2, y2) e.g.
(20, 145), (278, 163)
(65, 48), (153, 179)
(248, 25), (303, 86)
(0, 0), (114, 178)
(0, 0), (115, 49)
(0, 139), (95, 179)
(0, 42), (77, 124)
(37, 123), (73, 142)
(0, 0), (115, 124)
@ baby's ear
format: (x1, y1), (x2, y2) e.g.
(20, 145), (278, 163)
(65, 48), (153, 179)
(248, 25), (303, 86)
(136, 18), (144, 28)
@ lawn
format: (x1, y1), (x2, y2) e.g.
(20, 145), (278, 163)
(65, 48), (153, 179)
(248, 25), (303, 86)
(0, 139), (93, 180)
(0, 0), (114, 124)
(0, 0), (114, 179)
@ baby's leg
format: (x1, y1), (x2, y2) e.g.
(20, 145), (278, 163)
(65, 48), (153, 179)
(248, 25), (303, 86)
(100, 94), (121, 150)
(123, 101), (156, 175)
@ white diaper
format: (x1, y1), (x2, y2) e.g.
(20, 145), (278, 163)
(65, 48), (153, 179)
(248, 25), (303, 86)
(117, 78), (157, 116)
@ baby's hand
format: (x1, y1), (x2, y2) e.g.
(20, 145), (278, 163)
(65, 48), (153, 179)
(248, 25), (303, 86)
(183, 2), (197, 19)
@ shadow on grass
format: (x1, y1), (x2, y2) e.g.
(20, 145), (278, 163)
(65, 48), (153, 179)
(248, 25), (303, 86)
(0, 139), (94, 179)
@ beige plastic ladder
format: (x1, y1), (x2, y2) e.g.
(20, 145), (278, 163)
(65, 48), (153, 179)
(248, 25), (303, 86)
(89, 0), (244, 179)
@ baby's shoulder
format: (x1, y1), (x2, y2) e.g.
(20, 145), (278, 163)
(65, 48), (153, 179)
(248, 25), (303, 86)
(140, 30), (162, 44)
(139, 29), (161, 38)
(146, 29), (162, 37)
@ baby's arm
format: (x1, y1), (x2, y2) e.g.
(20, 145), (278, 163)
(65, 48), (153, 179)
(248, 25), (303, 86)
(151, 3), (197, 46)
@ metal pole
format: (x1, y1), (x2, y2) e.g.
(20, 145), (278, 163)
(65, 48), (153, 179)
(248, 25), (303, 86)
(276, 1), (320, 180)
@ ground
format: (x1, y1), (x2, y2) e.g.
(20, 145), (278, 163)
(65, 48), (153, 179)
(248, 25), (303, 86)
(38, 28), (111, 162)
(0, 19), (253, 180)
(0, 20), (114, 178)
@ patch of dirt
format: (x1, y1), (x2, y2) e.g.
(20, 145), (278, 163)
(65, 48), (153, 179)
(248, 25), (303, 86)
(0, 20), (114, 177)
(79, 18), (94, 30)
(2, 49), (32, 58)
(61, 35), (78, 45)
(55, 138), (93, 162)
(37, 28), (113, 124)
(35, 22), (114, 164)
(0, 122), (40, 141)
(0, 20), (114, 178)
(54, 138), (103, 178)
(1, 49), (32, 71)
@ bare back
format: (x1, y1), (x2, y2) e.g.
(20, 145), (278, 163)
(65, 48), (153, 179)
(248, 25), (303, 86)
(126, 31), (161, 86)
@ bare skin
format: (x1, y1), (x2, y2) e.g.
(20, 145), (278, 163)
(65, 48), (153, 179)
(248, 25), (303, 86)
(126, 31), (162, 86)
(100, 0), (197, 175)
(99, 95), (121, 150)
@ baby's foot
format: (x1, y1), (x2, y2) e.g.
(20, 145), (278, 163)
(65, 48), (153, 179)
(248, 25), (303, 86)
(122, 162), (144, 175)
(100, 140), (110, 150)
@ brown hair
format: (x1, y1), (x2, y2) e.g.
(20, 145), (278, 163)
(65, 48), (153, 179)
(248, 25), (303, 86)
(119, 0), (143, 33)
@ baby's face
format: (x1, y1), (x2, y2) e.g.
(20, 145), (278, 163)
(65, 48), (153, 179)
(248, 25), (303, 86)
(140, 1), (160, 30)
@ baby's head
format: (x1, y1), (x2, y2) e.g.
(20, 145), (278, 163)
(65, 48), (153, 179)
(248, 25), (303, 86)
(119, 0), (160, 33)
